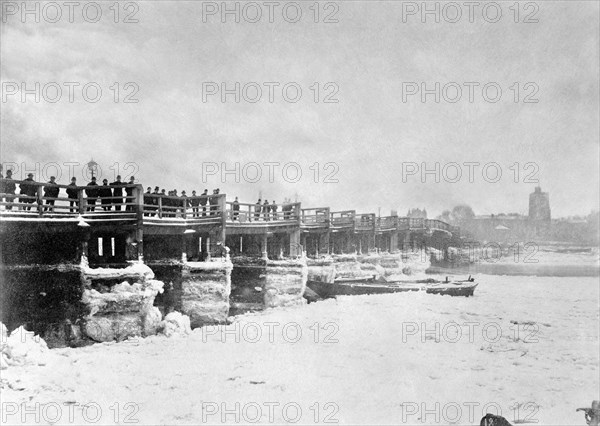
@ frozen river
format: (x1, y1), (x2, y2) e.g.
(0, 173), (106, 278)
(3, 268), (598, 425)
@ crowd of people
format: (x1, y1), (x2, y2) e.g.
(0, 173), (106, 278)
(0, 170), (139, 213)
(0, 169), (297, 221)
(143, 188), (221, 217)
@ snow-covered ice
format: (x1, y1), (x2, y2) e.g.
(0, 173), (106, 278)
(1, 274), (598, 425)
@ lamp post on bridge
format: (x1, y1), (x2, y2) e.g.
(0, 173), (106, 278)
(86, 159), (99, 179)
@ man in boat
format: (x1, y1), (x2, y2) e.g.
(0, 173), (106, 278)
(110, 175), (124, 211)
(85, 176), (99, 211)
(43, 176), (60, 212)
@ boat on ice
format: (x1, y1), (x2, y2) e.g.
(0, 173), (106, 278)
(305, 276), (478, 299)
(423, 278), (478, 297)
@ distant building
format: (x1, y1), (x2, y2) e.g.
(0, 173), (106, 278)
(529, 186), (551, 221)
(407, 208), (427, 219)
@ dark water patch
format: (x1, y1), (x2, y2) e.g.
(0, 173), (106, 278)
(0, 267), (86, 347)
(230, 266), (265, 316)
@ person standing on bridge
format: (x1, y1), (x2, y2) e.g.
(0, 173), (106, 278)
(199, 189), (208, 216)
(151, 186), (160, 216)
(142, 186), (153, 216)
(110, 175), (124, 211)
(271, 200), (277, 220)
(181, 190), (189, 218)
(85, 177), (99, 211)
(98, 179), (113, 212)
(254, 199), (261, 221)
(66, 177), (78, 212)
(125, 176), (136, 212)
(20, 173), (37, 211)
(263, 199), (270, 221)
(208, 189), (219, 215)
(3, 169), (16, 210)
(232, 196), (240, 221)
(43, 176), (60, 212)
(190, 190), (199, 217)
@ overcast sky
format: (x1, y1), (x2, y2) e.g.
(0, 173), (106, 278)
(1, 1), (598, 218)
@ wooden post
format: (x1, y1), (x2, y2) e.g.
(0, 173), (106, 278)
(206, 235), (211, 261)
(219, 194), (226, 249)
(134, 185), (144, 261)
(37, 186), (43, 217)
(158, 195), (163, 219)
(390, 231), (399, 252)
(181, 234), (187, 263)
(78, 187), (85, 215)
(261, 233), (268, 260)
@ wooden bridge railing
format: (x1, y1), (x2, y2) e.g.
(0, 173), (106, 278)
(330, 210), (355, 228)
(377, 215), (398, 231)
(301, 207), (330, 227)
(425, 219), (451, 232)
(0, 179), (140, 220)
(142, 193), (225, 225)
(225, 201), (301, 223)
(355, 213), (376, 231)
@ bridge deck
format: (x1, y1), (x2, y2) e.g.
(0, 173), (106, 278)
(0, 180), (458, 236)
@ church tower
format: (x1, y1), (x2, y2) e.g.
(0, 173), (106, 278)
(528, 186), (551, 221)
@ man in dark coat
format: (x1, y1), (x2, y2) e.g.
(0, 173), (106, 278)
(110, 175), (124, 211)
(208, 190), (218, 215)
(271, 200), (278, 221)
(143, 187), (153, 216)
(43, 176), (60, 212)
(152, 186), (160, 216)
(263, 199), (270, 221)
(3, 169), (16, 210)
(232, 196), (240, 221)
(190, 190), (200, 217)
(199, 189), (208, 216)
(99, 179), (113, 211)
(125, 176), (136, 211)
(85, 177), (99, 211)
(66, 177), (78, 212)
(254, 199), (261, 221)
(20, 173), (36, 210)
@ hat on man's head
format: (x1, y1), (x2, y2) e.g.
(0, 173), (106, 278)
(27, 173), (33, 177)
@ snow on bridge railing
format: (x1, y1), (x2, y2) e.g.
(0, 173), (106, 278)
(142, 193), (225, 225)
(301, 207), (330, 226)
(376, 215), (398, 231)
(356, 213), (376, 231)
(225, 201), (300, 223)
(330, 210), (356, 228)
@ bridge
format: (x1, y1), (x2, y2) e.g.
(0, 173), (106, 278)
(0, 180), (459, 263)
